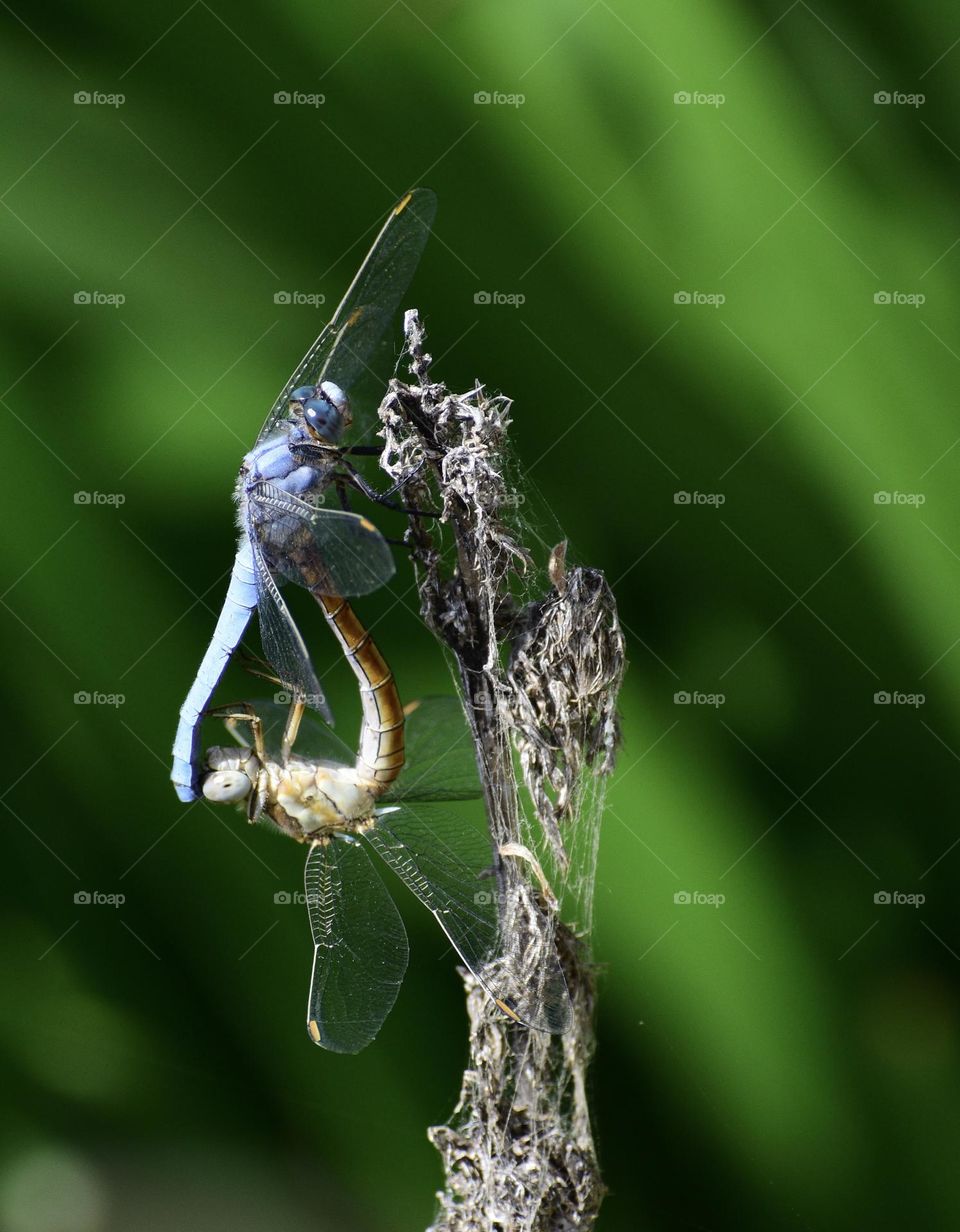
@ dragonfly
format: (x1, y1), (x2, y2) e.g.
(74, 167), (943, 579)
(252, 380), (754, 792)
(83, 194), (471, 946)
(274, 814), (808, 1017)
(201, 677), (573, 1052)
(171, 188), (437, 803)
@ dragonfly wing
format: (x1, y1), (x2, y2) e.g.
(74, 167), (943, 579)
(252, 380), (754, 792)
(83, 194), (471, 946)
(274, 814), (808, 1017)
(248, 482), (395, 598)
(226, 698), (355, 765)
(247, 526), (332, 722)
(364, 803), (572, 1033)
(304, 837), (409, 1053)
(256, 188), (437, 446)
(387, 696), (482, 803)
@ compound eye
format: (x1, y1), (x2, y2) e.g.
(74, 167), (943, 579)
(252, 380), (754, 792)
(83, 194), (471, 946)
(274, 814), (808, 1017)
(290, 385), (316, 404)
(303, 395), (344, 442)
(202, 769), (252, 803)
(318, 381), (350, 422)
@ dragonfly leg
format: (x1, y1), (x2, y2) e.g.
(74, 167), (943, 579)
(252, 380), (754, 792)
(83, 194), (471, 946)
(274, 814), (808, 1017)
(206, 703), (267, 764)
(336, 461), (440, 519)
(333, 477), (353, 513)
(281, 697), (305, 763)
(236, 647), (285, 690)
(203, 703), (268, 822)
(288, 441), (439, 516)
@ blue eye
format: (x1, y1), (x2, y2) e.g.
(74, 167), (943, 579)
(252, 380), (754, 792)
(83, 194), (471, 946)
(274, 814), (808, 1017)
(290, 385), (316, 403)
(303, 395), (344, 442)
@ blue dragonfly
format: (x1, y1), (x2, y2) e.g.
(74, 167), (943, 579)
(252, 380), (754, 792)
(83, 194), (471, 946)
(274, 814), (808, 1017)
(172, 189), (436, 802)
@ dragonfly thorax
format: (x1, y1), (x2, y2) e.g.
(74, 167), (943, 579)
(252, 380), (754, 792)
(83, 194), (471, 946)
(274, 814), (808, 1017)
(268, 759), (382, 838)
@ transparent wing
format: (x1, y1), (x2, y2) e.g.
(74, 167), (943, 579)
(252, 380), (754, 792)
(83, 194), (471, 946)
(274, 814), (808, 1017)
(247, 483), (395, 598)
(304, 838), (409, 1054)
(223, 697), (355, 765)
(256, 188), (437, 447)
(364, 803), (572, 1033)
(387, 697), (483, 803)
(248, 530), (332, 722)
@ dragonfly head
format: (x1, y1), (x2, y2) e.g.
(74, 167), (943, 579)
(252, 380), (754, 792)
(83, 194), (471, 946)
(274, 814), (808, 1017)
(202, 746), (260, 805)
(290, 381), (351, 443)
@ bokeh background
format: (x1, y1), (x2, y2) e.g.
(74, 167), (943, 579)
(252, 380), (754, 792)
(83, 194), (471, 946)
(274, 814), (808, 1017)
(2, 1), (958, 1228)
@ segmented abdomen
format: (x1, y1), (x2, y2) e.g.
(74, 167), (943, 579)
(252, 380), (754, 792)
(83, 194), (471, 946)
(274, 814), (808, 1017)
(315, 594), (404, 791)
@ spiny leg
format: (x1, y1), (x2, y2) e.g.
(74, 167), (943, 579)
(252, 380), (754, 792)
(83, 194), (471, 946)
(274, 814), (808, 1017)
(205, 702), (267, 764)
(236, 646), (285, 689)
(289, 440), (439, 517)
(335, 460), (436, 517)
(281, 696), (305, 763)
(335, 462), (439, 518)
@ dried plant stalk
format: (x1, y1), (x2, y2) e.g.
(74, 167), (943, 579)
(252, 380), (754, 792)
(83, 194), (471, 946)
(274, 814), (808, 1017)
(378, 312), (624, 1232)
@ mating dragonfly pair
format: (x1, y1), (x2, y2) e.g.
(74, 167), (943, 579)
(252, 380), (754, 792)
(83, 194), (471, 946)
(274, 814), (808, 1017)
(172, 189), (571, 1052)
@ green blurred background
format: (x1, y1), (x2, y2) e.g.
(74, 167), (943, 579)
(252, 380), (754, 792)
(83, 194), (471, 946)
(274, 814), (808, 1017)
(2, 1), (958, 1228)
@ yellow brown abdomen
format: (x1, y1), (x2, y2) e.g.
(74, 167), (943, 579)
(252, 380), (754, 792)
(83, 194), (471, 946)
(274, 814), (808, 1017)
(315, 594), (405, 791)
